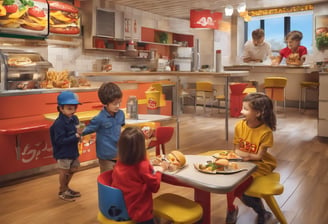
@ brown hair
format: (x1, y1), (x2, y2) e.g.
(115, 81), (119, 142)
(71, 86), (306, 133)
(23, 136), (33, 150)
(243, 92), (276, 131)
(98, 82), (122, 105)
(118, 127), (146, 165)
(252, 29), (265, 40)
(285, 30), (303, 42)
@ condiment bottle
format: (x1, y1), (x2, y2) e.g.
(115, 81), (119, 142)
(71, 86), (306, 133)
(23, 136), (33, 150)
(126, 96), (138, 119)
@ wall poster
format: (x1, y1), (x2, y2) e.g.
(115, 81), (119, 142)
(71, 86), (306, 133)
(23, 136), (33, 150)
(315, 15), (328, 51)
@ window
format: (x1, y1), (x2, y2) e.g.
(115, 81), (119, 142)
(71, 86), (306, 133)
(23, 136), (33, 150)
(290, 14), (313, 53)
(246, 12), (313, 53)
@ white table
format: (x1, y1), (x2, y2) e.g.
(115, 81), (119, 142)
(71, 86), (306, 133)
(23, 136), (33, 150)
(161, 155), (257, 224)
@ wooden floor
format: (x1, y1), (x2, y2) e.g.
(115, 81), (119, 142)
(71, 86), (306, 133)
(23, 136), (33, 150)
(0, 106), (327, 224)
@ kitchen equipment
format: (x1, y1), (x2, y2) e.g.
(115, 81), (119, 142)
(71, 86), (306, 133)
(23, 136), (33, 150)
(0, 49), (53, 91)
(216, 50), (223, 72)
(126, 96), (138, 119)
(173, 46), (194, 72)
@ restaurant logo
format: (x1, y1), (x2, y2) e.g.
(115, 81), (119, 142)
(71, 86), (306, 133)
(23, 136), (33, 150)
(190, 10), (222, 29)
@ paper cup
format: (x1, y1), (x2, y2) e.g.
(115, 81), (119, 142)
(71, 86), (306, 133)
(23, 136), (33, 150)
(145, 90), (160, 109)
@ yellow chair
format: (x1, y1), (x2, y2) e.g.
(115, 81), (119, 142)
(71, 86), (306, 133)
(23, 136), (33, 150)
(153, 193), (203, 224)
(195, 81), (215, 112)
(264, 77), (287, 112)
(245, 172), (287, 224)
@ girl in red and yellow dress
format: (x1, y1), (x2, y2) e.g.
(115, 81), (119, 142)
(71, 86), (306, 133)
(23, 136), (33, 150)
(225, 93), (277, 224)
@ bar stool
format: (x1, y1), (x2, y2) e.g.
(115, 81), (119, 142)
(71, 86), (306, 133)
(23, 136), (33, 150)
(264, 77), (287, 112)
(299, 72), (319, 113)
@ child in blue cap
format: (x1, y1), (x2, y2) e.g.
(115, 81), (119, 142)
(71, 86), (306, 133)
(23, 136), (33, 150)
(50, 91), (82, 202)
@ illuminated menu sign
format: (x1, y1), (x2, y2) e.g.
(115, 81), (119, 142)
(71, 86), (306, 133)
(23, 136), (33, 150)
(0, 0), (49, 37)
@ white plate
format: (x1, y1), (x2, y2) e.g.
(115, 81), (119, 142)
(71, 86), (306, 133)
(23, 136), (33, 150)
(193, 163), (247, 174)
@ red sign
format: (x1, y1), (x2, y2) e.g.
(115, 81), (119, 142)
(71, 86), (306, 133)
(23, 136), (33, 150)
(190, 10), (222, 29)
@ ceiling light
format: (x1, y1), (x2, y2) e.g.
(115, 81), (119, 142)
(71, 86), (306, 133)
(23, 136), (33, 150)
(225, 5), (233, 16)
(237, 2), (247, 13)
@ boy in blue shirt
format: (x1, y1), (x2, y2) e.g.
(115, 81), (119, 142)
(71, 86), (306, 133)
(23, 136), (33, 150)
(50, 91), (82, 202)
(82, 82), (125, 173)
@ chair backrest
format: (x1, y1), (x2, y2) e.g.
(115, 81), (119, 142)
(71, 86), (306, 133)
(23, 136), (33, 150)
(155, 126), (174, 145)
(196, 82), (213, 92)
(97, 170), (131, 221)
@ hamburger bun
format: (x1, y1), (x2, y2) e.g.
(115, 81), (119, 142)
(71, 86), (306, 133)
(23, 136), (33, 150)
(166, 150), (186, 168)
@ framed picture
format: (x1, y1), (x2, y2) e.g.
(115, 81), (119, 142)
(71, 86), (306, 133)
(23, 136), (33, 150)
(124, 18), (132, 39)
(315, 15), (328, 51)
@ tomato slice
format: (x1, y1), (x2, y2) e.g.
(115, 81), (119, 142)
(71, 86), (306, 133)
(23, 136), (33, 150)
(4, 4), (18, 13)
(28, 6), (45, 18)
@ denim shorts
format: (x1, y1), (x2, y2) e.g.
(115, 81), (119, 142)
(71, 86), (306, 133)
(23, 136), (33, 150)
(57, 158), (80, 170)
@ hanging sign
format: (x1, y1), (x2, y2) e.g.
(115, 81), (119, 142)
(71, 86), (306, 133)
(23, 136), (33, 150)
(190, 10), (222, 29)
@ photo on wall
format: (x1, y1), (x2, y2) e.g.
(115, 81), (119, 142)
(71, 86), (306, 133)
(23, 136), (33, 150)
(315, 15), (328, 51)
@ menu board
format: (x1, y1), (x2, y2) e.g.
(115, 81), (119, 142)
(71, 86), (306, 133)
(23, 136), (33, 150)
(48, 0), (81, 36)
(0, 0), (49, 37)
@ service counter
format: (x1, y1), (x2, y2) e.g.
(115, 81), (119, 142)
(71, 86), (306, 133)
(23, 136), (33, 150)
(225, 65), (319, 107)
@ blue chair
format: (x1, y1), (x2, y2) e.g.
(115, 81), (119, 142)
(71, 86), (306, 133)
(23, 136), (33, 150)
(97, 170), (135, 224)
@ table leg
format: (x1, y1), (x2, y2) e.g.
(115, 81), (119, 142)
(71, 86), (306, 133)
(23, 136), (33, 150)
(225, 76), (229, 141)
(194, 188), (211, 224)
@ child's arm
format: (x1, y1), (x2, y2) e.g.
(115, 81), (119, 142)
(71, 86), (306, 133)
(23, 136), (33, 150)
(234, 144), (268, 161)
(82, 116), (100, 136)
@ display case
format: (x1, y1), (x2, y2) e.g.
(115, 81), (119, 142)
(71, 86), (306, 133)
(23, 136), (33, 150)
(0, 49), (52, 91)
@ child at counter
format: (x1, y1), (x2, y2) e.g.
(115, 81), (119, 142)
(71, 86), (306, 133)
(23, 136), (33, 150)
(225, 93), (277, 224)
(110, 127), (168, 224)
(50, 91), (82, 202)
(274, 30), (307, 66)
(82, 82), (125, 173)
(242, 29), (272, 63)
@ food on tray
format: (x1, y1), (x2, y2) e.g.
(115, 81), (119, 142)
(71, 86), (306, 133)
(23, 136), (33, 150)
(213, 151), (242, 160)
(48, 1), (80, 35)
(286, 53), (302, 66)
(150, 151), (186, 172)
(195, 159), (239, 174)
(8, 56), (33, 66)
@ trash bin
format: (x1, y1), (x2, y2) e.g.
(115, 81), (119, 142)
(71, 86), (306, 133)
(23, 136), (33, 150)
(229, 83), (248, 117)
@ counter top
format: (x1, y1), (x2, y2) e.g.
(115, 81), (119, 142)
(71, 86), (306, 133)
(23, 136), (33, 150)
(81, 71), (249, 77)
(224, 64), (317, 73)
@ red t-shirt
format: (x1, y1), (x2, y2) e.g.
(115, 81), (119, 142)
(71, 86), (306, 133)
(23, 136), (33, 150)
(279, 46), (307, 59)
(111, 159), (162, 222)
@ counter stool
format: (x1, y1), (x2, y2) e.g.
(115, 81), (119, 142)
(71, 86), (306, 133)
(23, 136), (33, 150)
(264, 77), (287, 113)
(153, 193), (203, 224)
(245, 172), (287, 224)
(299, 81), (319, 112)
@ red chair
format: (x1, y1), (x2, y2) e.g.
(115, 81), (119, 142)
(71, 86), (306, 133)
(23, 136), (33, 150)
(147, 126), (174, 156)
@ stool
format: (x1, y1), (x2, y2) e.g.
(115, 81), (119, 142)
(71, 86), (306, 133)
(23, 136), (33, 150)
(153, 193), (203, 224)
(245, 172), (287, 224)
(264, 77), (287, 112)
(299, 81), (319, 112)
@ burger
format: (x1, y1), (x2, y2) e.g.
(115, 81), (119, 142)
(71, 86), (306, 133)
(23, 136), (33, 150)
(48, 1), (80, 35)
(166, 150), (186, 168)
(21, 6), (47, 31)
(0, 1), (27, 28)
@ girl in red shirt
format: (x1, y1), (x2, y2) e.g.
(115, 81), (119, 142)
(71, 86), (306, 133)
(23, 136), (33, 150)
(111, 127), (167, 224)
(275, 30), (307, 66)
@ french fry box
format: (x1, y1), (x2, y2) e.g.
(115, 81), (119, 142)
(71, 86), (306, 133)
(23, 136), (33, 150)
(145, 88), (160, 110)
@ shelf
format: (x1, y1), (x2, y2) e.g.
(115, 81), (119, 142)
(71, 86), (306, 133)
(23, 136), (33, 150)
(138, 41), (181, 47)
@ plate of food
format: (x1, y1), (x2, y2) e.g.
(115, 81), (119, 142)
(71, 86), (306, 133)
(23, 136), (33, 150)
(194, 159), (247, 174)
(212, 150), (242, 161)
(151, 150), (187, 173)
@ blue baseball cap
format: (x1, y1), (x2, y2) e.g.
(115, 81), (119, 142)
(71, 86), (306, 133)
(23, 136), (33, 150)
(57, 91), (81, 105)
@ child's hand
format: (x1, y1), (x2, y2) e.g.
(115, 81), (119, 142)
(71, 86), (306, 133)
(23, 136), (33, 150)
(76, 123), (86, 135)
(160, 161), (170, 171)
